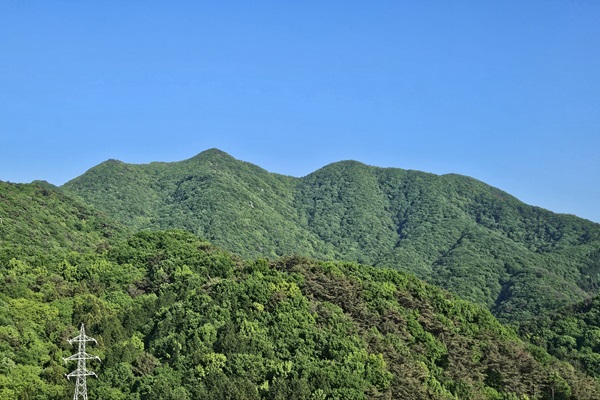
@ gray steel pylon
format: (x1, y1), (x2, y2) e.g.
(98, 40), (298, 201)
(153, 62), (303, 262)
(64, 323), (100, 400)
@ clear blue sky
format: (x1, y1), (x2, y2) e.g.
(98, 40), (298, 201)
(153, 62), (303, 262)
(1, 1), (599, 222)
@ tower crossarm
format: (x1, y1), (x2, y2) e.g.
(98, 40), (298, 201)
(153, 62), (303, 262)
(67, 335), (98, 344)
(63, 352), (101, 362)
(66, 369), (98, 379)
(65, 369), (98, 379)
(67, 323), (97, 344)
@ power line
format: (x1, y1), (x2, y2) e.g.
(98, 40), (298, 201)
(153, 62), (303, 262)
(64, 323), (100, 400)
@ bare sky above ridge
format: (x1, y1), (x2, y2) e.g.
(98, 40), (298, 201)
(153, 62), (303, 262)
(1, 1), (599, 222)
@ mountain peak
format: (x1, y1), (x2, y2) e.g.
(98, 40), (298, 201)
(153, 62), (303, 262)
(188, 148), (234, 161)
(61, 150), (600, 325)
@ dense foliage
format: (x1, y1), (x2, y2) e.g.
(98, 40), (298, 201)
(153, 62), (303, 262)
(520, 294), (600, 379)
(0, 180), (128, 263)
(2, 230), (597, 399)
(63, 149), (600, 323)
(5, 150), (600, 397)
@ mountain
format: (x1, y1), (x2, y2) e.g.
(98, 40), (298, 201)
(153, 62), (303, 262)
(63, 149), (600, 323)
(62, 150), (332, 259)
(0, 180), (129, 263)
(2, 230), (598, 399)
(3, 155), (600, 397)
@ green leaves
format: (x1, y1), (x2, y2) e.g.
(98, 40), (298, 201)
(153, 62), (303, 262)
(4, 147), (600, 398)
(59, 150), (600, 327)
(4, 230), (594, 398)
(0, 181), (129, 264)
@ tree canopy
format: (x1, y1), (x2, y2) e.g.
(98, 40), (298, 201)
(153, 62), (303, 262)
(63, 149), (600, 324)
(1, 230), (597, 399)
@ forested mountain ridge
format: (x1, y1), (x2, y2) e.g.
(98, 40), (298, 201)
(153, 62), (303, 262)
(63, 149), (600, 323)
(0, 180), (129, 263)
(2, 229), (598, 399)
(3, 157), (600, 397)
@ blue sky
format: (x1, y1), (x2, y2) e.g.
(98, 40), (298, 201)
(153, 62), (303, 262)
(1, 1), (599, 222)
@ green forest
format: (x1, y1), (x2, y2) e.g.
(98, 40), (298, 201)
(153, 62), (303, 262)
(2, 149), (600, 399)
(63, 149), (600, 323)
(2, 229), (598, 399)
(519, 294), (600, 379)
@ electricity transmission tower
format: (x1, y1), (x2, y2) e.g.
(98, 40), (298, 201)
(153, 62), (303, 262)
(64, 323), (100, 400)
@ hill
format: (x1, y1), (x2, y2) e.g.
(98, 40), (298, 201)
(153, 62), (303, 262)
(63, 149), (600, 323)
(1, 230), (598, 399)
(62, 150), (332, 259)
(0, 180), (129, 263)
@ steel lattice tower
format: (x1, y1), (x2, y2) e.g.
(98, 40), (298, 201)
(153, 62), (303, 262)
(64, 323), (100, 400)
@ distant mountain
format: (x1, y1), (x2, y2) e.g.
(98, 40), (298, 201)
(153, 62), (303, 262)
(2, 230), (598, 399)
(63, 149), (600, 323)
(0, 180), (128, 262)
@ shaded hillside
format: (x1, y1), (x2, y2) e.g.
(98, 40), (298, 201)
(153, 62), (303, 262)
(519, 293), (600, 379)
(0, 180), (129, 263)
(63, 149), (600, 322)
(1, 230), (598, 399)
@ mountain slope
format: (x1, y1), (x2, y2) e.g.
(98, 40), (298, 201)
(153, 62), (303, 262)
(0, 180), (129, 263)
(64, 150), (333, 259)
(62, 149), (600, 323)
(519, 293), (600, 379)
(1, 230), (597, 399)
